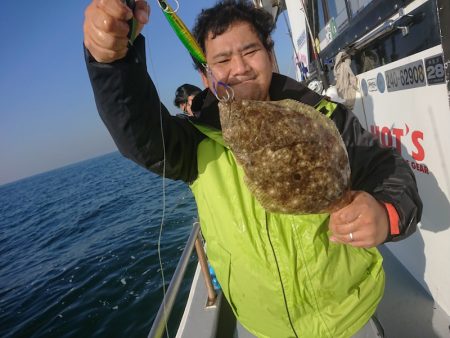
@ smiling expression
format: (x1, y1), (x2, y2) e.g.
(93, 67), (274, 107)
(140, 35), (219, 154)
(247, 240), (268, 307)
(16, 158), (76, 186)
(201, 21), (273, 101)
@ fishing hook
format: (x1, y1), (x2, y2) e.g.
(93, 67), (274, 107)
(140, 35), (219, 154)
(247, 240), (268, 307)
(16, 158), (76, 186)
(205, 65), (235, 102)
(214, 82), (235, 102)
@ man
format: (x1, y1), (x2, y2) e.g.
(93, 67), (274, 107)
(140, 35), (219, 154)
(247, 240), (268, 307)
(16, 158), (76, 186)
(174, 84), (202, 116)
(83, 1), (422, 337)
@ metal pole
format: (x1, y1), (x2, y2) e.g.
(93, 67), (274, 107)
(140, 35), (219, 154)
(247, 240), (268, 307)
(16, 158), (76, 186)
(282, 10), (301, 68)
(194, 235), (217, 307)
(437, 0), (450, 99)
(148, 222), (201, 338)
(344, 0), (353, 22)
(300, 0), (329, 89)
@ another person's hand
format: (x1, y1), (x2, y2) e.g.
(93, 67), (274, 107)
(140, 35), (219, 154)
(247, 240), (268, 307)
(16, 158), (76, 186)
(84, 0), (150, 63)
(329, 191), (389, 248)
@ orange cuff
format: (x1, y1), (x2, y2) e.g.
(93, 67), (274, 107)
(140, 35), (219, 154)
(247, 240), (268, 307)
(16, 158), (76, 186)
(384, 203), (400, 235)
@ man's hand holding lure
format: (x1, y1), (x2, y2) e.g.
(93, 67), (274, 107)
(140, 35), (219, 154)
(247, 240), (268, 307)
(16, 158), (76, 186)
(83, 0), (150, 63)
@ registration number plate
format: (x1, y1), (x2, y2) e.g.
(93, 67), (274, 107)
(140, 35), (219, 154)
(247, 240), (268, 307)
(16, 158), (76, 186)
(385, 60), (426, 92)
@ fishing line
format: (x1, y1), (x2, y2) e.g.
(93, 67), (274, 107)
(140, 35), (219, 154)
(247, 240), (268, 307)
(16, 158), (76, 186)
(143, 2), (234, 335)
(143, 19), (170, 338)
(124, 1), (192, 336)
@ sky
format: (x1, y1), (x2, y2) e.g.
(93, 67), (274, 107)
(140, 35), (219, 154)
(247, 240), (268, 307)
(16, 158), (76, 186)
(0, 0), (297, 185)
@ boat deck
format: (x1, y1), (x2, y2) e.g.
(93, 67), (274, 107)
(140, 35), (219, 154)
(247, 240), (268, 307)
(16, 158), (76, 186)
(176, 245), (450, 338)
(376, 246), (449, 337)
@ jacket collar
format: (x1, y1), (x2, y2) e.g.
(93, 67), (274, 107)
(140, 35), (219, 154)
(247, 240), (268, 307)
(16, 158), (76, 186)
(189, 73), (323, 130)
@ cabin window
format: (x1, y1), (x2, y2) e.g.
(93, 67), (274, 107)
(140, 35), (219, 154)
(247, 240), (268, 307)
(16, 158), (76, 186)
(312, 0), (326, 37)
(312, 0), (350, 50)
(326, 0), (349, 32)
(348, 0), (374, 16)
(349, 0), (440, 77)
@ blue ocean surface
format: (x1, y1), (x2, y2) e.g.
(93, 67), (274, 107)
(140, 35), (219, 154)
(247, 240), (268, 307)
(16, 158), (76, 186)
(0, 152), (198, 337)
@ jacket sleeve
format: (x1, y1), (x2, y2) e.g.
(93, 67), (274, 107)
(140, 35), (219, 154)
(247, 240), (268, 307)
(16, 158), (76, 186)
(84, 35), (205, 183)
(331, 103), (422, 242)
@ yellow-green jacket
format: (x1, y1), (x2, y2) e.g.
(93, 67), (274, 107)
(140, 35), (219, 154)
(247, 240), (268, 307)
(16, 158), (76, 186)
(190, 120), (384, 338)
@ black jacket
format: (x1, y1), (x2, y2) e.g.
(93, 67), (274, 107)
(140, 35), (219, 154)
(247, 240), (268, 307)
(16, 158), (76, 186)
(85, 35), (422, 242)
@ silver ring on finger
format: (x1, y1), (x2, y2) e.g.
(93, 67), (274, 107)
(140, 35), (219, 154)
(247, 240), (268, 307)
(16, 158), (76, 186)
(349, 232), (354, 242)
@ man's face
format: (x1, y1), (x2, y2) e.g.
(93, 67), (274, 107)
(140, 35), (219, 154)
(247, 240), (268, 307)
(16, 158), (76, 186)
(179, 95), (195, 116)
(201, 21), (273, 101)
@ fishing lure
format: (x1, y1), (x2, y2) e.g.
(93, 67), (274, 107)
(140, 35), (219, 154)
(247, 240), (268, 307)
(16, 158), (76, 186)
(124, 0), (234, 101)
(156, 0), (234, 101)
(124, 0), (138, 43)
(157, 0), (206, 65)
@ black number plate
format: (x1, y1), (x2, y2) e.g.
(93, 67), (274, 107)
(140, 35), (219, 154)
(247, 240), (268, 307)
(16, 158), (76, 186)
(385, 60), (426, 92)
(425, 54), (445, 85)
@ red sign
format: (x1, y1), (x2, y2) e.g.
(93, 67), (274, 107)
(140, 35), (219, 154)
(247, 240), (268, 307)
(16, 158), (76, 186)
(370, 124), (428, 175)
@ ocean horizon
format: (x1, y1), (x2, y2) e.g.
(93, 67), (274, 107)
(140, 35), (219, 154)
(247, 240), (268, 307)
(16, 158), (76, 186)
(0, 152), (198, 337)
(0, 151), (121, 188)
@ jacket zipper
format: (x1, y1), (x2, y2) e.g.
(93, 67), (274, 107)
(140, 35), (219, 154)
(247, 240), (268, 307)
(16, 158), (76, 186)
(265, 213), (299, 338)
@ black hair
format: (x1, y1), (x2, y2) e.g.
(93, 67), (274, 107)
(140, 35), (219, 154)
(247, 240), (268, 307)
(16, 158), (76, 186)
(173, 84), (202, 107)
(192, 0), (275, 72)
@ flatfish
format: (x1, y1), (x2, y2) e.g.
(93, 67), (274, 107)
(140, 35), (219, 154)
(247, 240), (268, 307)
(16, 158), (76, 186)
(218, 99), (351, 214)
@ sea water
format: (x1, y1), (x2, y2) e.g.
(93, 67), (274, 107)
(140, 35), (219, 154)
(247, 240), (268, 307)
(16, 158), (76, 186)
(0, 152), (197, 337)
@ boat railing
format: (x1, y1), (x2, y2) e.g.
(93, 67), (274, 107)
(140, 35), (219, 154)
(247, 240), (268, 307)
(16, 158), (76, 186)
(148, 221), (217, 338)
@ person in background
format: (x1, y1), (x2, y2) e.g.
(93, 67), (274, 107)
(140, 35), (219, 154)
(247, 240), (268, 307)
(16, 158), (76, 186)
(83, 1), (422, 337)
(174, 83), (202, 116)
